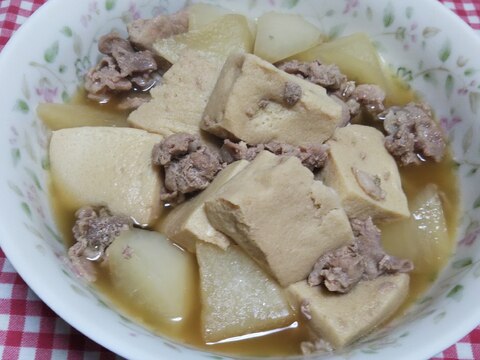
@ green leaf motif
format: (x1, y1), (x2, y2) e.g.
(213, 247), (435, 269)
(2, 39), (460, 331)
(433, 311), (446, 323)
(474, 263), (480, 278)
(464, 68), (475, 76)
(473, 195), (480, 209)
(44, 41), (59, 63)
(24, 167), (42, 191)
(445, 74), (454, 98)
(73, 33), (83, 57)
(8, 181), (24, 197)
(453, 257), (473, 269)
(61, 90), (70, 103)
(406, 6), (413, 19)
(15, 99), (29, 113)
(469, 91), (480, 114)
(325, 9), (335, 17)
(438, 40), (451, 62)
(395, 27), (406, 41)
(21, 202), (32, 219)
(105, 0), (117, 10)
(45, 224), (63, 244)
(462, 126), (473, 153)
(11, 148), (21, 166)
(366, 6), (373, 21)
(423, 71), (438, 86)
(383, 3), (395, 28)
(466, 167), (477, 177)
(282, 0), (299, 8)
(61, 26), (73, 37)
(21, 76), (30, 100)
(42, 157), (50, 171)
(446, 284), (463, 301)
(328, 23), (347, 40)
(422, 27), (440, 38)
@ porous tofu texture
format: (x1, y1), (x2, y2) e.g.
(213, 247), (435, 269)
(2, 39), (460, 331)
(288, 274), (409, 348)
(197, 242), (294, 342)
(201, 53), (343, 146)
(159, 160), (249, 252)
(205, 151), (353, 286)
(322, 124), (410, 222)
(49, 127), (162, 226)
(128, 50), (224, 137)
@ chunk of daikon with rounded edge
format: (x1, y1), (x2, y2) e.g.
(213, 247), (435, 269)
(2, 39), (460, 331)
(107, 229), (196, 322)
(197, 242), (294, 343)
(289, 33), (414, 104)
(188, 3), (257, 37)
(153, 14), (254, 64)
(37, 103), (128, 130)
(188, 3), (230, 31)
(254, 12), (324, 64)
(380, 184), (451, 276)
(49, 127), (163, 226)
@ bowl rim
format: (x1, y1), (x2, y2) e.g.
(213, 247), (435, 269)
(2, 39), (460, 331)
(1, 0), (480, 359)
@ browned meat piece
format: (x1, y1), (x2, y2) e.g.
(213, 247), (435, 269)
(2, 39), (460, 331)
(152, 133), (223, 205)
(279, 60), (387, 123)
(279, 60), (346, 91)
(84, 32), (160, 107)
(84, 56), (132, 101)
(308, 217), (412, 293)
(127, 10), (188, 52)
(352, 84), (385, 113)
(220, 140), (329, 171)
(220, 140), (263, 163)
(283, 81), (302, 106)
(381, 103), (446, 165)
(68, 206), (132, 281)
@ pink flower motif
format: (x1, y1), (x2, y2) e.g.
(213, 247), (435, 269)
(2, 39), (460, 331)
(410, 22), (418, 31)
(343, 0), (359, 14)
(440, 116), (461, 132)
(128, 3), (141, 21)
(457, 87), (469, 95)
(88, 1), (99, 14)
(81, 14), (92, 28)
(35, 85), (58, 103)
(459, 227), (480, 247)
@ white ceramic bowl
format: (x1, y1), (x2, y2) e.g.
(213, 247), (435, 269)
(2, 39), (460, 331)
(1, 0), (480, 359)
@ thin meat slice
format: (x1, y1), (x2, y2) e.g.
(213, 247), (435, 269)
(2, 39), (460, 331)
(127, 10), (188, 52)
(220, 140), (329, 172)
(308, 217), (413, 293)
(68, 206), (132, 281)
(84, 32), (159, 106)
(152, 133), (223, 205)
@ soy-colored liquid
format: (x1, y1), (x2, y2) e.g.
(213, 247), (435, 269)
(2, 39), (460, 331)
(47, 77), (459, 356)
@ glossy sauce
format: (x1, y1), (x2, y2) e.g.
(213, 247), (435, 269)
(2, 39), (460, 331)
(48, 80), (459, 356)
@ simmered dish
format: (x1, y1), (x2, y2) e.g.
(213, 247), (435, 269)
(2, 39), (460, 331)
(40, 4), (459, 356)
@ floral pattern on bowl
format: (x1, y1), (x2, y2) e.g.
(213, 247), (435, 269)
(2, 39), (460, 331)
(0, 0), (479, 359)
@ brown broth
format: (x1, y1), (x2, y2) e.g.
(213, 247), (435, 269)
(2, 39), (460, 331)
(47, 75), (459, 356)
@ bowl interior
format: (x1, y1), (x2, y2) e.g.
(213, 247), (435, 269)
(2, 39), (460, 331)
(1, 0), (480, 359)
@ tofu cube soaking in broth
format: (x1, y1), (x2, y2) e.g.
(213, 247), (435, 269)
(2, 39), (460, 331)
(40, 2), (459, 357)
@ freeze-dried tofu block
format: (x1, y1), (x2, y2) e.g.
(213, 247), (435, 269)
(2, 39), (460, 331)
(205, 151), (353, 286)
(322, 125), (410, 222)
(128, 50), (223, 137)
(201, 53), (343, 146)
(160, 160), (249, 252)
(288, 274), (409, 348)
